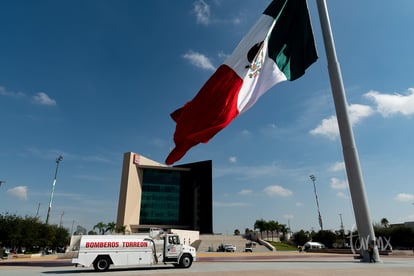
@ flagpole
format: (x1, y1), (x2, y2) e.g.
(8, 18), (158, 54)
(315, 0), (380, 262)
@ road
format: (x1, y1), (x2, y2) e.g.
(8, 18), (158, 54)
(1, 252), (414, 276)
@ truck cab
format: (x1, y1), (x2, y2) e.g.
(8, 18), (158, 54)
(163, 234), (193, 267)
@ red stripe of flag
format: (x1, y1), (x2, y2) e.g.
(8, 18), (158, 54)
(166, 65), (242, 165)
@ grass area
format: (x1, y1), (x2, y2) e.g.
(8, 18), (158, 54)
(267, 241), (297, 251)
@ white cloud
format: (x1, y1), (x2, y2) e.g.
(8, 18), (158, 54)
(193, 0), (210, 25)
(192, 0), (240, 26)
(394, 193), (414, 202)
(0, 86), (7, 95)
(230, 17), (241, 25)
(0, 86), (25, 98)
(214, 201), (248, 207)
(7, 186), (28, 200)
(264, 185), (292, 197)
(32, 92), (56, 106)
(349, 104), (374, 123)
(215, 163), (282, 179)
(241, 129), (251, 136)
(1, 86), (56, 106)
(336, 192), (348, 199)
(365, 88), (414, 116)
(149, 137), (166, 148)
(259, 123), (288, 139)
(238, 189), (252, 195)
(283, 214), (294, 220)
(214, 162), (308, 184)
(330, 177), (347, 190)
(309, 115), (338, 140)
(182, 50), (215, 71)
(217, 51), (229, 60)
(310, 104), (374, 140)
(295, 202), (303, 207)
(329, 161), (345, 172)
(229, 156), (237, 163)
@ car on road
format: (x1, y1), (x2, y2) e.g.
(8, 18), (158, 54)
(303, 241), (325, 251)
(217, 244), (236, 252)
(244, 242), (254, 252)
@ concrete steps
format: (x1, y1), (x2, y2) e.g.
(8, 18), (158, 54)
(198, 235), (270, 253)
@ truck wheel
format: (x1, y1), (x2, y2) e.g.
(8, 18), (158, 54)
(179, 254), (193, 268)
(93, 256), (111, 272)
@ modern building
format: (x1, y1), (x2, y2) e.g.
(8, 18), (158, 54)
(116, 152), (213, 234)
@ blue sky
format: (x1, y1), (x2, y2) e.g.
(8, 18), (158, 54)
(1, 0), (414, 235)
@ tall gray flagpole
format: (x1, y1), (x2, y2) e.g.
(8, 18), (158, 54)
(315, 0), (380, 262)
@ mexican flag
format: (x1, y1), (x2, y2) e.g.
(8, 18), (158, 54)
(166, 0), (318, 165)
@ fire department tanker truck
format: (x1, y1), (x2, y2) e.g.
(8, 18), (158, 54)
(69, 231), (196, 272)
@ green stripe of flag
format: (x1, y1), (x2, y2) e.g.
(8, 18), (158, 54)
(264, 0), (318, 80)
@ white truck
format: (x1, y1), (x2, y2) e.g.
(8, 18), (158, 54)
(68, 230), (196, 272)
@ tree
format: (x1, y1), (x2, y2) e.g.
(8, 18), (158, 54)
(279, 224), (289, 241)
(253, 219), (290, 241)
(54, 227), (70, 250)
(0, 213), (69, 254)
(292, 230), (309, 246)
(105, 222), (116, 234)
(389, 225), (414, 249)
(115, 225), (126, 234)
(254, 219), (266, 239)
(93, 222), (107, 235)
(234, 229), (240, 235)
(313, 230), (337, 248)
(244, 228), (253, 235)
(38, 223), (56, 248)
(267, 220), (279, 241)
(381, 218), (390, 228)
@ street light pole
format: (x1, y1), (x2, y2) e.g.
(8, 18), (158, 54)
(339, 213), (344, 230)
(45, 155), (63, 224)
(310, 175), (323, 231)
(339, 213), (345, 246)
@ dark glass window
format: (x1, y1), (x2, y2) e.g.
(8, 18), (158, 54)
(140, 169), (180, 225)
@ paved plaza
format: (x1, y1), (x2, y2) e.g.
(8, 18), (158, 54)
(1, 252), (414, 275)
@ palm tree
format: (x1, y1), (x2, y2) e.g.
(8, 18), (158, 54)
(267, 220), (278, 241)
(380, 218), (389, 228)
(93, 222), (107, 235)
(244, 228), (253, 235)
(254, 219), (266, 239)
(115, 225), (126, 234)
(263, 221), (271, 239)
(105, 222), (116, 234)
(279, 224), (289, 240)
